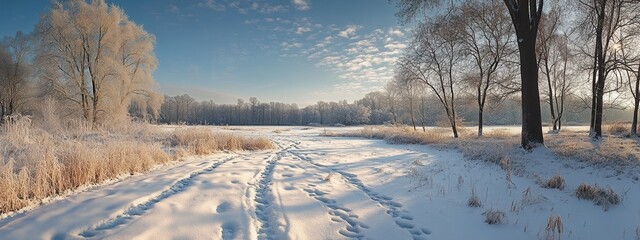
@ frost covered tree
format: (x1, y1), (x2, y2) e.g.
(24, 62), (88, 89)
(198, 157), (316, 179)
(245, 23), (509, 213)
(35, 0), (161, 128)
(0, 32), (32, 120)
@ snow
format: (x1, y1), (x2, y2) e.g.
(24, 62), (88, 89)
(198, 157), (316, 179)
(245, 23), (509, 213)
(0, 126), (638, 240)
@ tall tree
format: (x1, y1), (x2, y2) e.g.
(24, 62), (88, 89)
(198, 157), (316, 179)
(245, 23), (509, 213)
(36, 0), (161, 128)
(577, 0), (639, 138)
(400, 12), (463, 138)
(395, 0), (545, 148)
(0, 31), (32, 120)
(459, 0), (515, 136)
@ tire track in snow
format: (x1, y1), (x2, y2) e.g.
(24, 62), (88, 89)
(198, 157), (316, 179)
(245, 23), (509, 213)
(253, 141), (294, 240)
(289, 148), (432, 240)
(78, 155), (238, 238)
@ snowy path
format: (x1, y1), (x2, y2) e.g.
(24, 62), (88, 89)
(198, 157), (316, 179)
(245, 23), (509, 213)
(1, 126), (639, 240)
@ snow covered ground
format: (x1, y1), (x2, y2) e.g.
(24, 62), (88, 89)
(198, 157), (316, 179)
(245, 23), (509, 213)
(0, 126), (638, 239)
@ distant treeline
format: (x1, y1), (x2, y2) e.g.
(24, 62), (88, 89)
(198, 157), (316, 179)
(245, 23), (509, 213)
(158, 93), (633, 127)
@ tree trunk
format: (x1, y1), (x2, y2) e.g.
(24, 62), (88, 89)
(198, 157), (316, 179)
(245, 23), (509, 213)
(632, 64), (640, 136)
(632, 98), (639, 136)
(591, 0), (606, 139)
(478, 107), (484, 137)
(518, 34), (544, 148)
(409, 98), (416, 131)
(420, 97), (426, 132)
(544, 62), (557, 131)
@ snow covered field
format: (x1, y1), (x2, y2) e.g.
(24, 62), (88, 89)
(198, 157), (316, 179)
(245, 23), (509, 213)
(0, 126), (638, 240)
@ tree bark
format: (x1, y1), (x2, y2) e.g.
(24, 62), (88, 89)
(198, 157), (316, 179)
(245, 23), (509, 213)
(632, 64), (640, 136)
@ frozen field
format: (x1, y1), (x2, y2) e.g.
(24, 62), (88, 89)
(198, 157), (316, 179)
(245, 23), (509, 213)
(0, 126), (638, 240)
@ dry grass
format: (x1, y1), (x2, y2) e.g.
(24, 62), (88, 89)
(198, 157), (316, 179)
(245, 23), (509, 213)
(483, 209), (506, 225)
(0, 117), (273, 215)
(545, 215), (563, 240)
(576, 183), (621, 210)
(331, 126), (520, 165)
(325, 126), (453, 146)
(174, 128), (273, 156)
(323, 172), (336, 182)
(542, 175), (565, 190)
(467, 188), (482, 208)
(605, 122), (630, 135)
(546, 132), (640, 167)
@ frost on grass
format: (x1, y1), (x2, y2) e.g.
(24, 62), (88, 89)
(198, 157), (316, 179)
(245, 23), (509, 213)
(545, 215), (563, 240)
(483, 209), (506, 225)
(467, 188), (482, 208)
(0, 117), (274, 215)
(576, 183), (621, 210)
(542, 175), (565, 190)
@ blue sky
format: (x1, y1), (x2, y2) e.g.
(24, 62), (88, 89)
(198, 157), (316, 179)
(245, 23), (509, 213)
(0, 0), (408, 106)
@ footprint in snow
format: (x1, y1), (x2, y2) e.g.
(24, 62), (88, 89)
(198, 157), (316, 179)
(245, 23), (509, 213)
(221, 222), (239, 240)
(216, 201), (232, 213)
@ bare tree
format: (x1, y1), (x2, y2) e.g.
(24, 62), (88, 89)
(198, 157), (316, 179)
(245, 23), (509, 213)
(394, 0), (545, 148)
(384, 82), (401, 124)
(577, 0), (640, 138)
(395, 71), (419, 130)
(0, 31), (32, 120)
(537, 5), (577, 132)
(459, 0), (515, 136)
(400, 11), (463, 137)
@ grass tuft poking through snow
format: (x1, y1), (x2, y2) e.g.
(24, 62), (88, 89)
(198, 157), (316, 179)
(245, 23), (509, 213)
(467, 188), (482, 208)
(575, 183), (621, 210)
(545, 215), (563, 240)
(0, 117), (274, 215)
(542, 175), (565, 190)
(483, 209), (506, 225)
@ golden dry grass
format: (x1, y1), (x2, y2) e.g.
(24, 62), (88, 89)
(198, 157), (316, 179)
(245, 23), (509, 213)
(546, 132), (640, 166)
(605, 122), (631, 135)
(332, 126), (519, 164)
(0, 118), (274, 215)
(542, 175), (566, 190)
(575, 183), (621, 210)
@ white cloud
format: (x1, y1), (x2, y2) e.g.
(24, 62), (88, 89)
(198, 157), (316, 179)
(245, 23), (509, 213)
(292, 0), (311, 11)
(198, 0), (225, 11)
(296, 27), (311, 35)
(251, 2), (288, 14)
(168, 4), (180, 13)
(384, 42), (407, 51)
(388, 28), (404, 37)
(339, 25), (359, 38)
(281, 41), (303, 50)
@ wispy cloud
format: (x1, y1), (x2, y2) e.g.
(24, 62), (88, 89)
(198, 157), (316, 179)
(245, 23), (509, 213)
(167, 4), (180, 13)
(198, 0), (289, 14)
(292, 0), (311, 11)
(198, 0), (225, 11)
(243, 13), (406, 93)
(338, 25), (359, 38)
(251, 2), (288, 14)
(295, 26), (311, 35)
